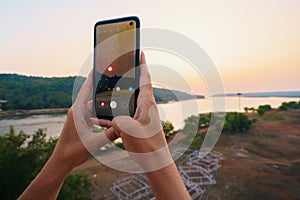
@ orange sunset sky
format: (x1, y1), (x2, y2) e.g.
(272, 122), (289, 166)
(0, 0), (299, 95)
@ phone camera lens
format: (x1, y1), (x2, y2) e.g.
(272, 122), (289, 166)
(129, 22), (134, 26)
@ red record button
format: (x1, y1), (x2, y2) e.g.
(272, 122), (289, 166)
(99, 101), (106, 107)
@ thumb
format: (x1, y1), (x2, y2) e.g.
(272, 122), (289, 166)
(112, 116), (139, 137)
(104, 127), (119, 142)
(83, 127), (119, 154)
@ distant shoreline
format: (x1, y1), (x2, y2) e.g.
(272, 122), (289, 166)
(0, 100), (178, 117)
(213, 91), (300, 98)
(213, 95), (300, 98)
(0, 98), (206, 117)
(0, 108), (68, 117)
(0, 101), (174, 117)
(1, 95), (298, 117)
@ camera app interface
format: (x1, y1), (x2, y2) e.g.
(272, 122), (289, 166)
(95, 20), (137, 118)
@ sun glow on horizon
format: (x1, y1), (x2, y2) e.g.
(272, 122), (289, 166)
(0, 0), (299, 93)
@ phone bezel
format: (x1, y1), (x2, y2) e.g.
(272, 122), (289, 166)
(93, 16), (140, 120)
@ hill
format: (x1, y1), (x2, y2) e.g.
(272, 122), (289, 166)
(214, 91), (300, 98)
(0, 74), (204, 110)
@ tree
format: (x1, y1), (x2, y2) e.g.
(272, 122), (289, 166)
(199, 114), (211, 128)
(0, 74), (204, 110)
(279, 101), (300, 110)
(182, 114), (209, 150)
(0, 127), (91, 200)
(161, 120), (175, 138)
(183, 114), (211, 132)
(0, 74), (74, 110)
(58, 173), (92, 200)
(257, 105), (272, 115)
(223, 112), (253, 133)
(189, 135), (203, 150)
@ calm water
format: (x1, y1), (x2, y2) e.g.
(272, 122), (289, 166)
(0, 97), (299, 136)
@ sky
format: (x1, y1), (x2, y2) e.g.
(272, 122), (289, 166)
(0, 0), (299, 94)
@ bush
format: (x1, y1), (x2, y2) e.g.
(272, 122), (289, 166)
(0, 127), (91, 200)
(114, 141), (125, 149)
(279, 101), (300, 111)
(245, 107), (256, 112)
(262, 113), (284, 121)
(58, 173), (92, 200)
(183, 114), (211, 133)
(199, 114), (211, 128)
(183, 114), (210, 150)
(189, 135), (203, 150)
(223, 112), (253, 133)
(161, 120), (175, 137)
(183, 115), (199, 134)
(257, 105), (272, 115)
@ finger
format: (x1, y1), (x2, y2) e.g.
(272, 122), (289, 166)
(87, 100), (94, 113)
(76, 71), (93, 105)
(90, 118), (112, 128)
(140, 51), (146, 65)
(104, 127), (119, 141)
(113, 115), (161, 139)
(139, 52), (153, 95)
(85, 128), (117, 152)
(112, 115), (136, 137)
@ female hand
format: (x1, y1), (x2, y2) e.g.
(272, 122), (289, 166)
(111, 52), (190, 200)
(111, 52), (173, 171)
(52, 71), (119, 170)
(19, 70), (119, 200)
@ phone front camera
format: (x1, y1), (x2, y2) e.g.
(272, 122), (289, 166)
(129, 22), (134, 26)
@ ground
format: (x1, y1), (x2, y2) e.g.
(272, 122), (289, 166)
(210, 109), (300, 200)
(74, 109), (300, 200)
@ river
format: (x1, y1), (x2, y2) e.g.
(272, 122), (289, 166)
(0, 97), (299, 137)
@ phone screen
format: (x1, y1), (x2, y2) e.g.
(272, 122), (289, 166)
(94, 17), (140, 120)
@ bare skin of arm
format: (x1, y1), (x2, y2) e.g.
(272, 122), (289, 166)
(19, 73), (117, 200)
(111, 52), (190, 200)
(19, 52), (190, 200)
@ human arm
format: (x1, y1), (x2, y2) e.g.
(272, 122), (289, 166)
(19, 73), (118, 200)
(111, 52), (190, 200)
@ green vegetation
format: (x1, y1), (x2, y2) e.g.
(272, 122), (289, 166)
(162, 120), (176, 138)
(183, 114), (211, 132)
(257, 104), (272, 115)
(183, 112), (253, 135)
(183, 114), (199, 133)
(189, 135), (202, 150)
(182, 114), (211, 150)
(262, 113), (284, 121)
(58, 173), (91, 200)
(279, 101), (300, 110)
(223, 112), (253, 133)
(153, 88), (204, 103)
(0, 126), (91, 200)
(0, 74), (74, 110)
(0, 74), (203, 110)
(113, 141), (125, 149)
(244, 107), (256, 113)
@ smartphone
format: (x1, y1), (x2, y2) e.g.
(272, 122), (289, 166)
(93, 16), (140, 120)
